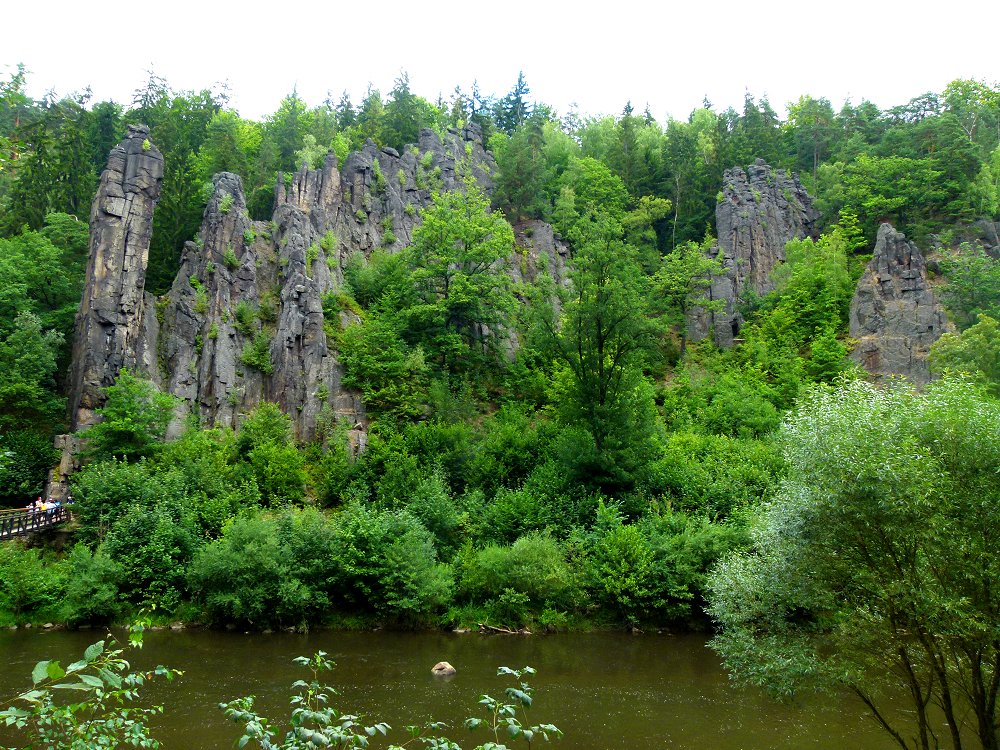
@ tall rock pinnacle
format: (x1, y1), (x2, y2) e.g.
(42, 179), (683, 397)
(66, 125), (163, 429)
(849, 223), (952, 383)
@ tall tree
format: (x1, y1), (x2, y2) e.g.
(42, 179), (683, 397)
(709, 378), (1000, 750)
(404, 182), (516, 371)
(495, 72), (532, 135)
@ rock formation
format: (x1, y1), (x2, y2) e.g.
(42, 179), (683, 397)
(65, 125), (164, 429)
(688, 159), (819, 346)
(134, 124), (497, 444)
(54, 119), (563, 493)
(849, 223), (952, 383)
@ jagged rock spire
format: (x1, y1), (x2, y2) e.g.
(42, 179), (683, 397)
(66, 125), (163, 430)
(849, 223), (952, 383)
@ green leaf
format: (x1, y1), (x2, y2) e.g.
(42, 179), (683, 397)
(31, 660), (50, 685)
(65, 659), (88, 674)
(84, 640), (105, 662)
(80, 674), (104, 688)
(46, 661), (65, 681)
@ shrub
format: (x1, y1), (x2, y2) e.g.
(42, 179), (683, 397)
(306, 243), (319, 276)
(0, 429), (58, 503)
(0, 542), (65, 622)
(188, 514), (294, 628)
(223, 245), (240, 270)
(456, 532), (578, 624)
(233, 299), (257, 335)
(329, 502), (452, 623)
(81, 370), (178, 463)
(219, 193), (234, 214)
(240, 331), (273, 374)
(70, 459), (161, 545)
(100, 500), (200, 612)
(61, 545), (122, 625)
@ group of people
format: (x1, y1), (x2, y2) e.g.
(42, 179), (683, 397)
(25, 496), (69, 516)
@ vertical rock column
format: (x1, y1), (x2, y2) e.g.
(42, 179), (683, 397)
(66, 125), (164, 429)
(849, 223), (952, 383)
(688, 160), (819, 347)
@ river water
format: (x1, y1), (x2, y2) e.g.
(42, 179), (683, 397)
(0, 628), (899, 749)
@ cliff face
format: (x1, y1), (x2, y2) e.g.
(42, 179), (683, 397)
(134, 125), (496, 443)
(688, 159), (819, 346)
(66, 125), (164, 430)
(850, 223), (952, 383)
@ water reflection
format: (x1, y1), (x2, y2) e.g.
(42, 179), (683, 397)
(0, 629), (896, 750)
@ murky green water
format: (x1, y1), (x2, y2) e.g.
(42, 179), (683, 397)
(0, 628), (899, 749)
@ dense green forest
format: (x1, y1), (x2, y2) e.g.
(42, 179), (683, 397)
(0, 65), (998, 642)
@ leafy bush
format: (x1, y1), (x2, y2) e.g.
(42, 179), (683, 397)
(70, 459), (162, 545)
(0, 428), (58, 504)
(188, 514), (297, 628)
(240, 330), (274, 374)
(101, 500), (200, 612)
(329, 502), (452, 623)
(0, 542), (65, 622)
(61, 545), (122, 625)
(584, 503), (745, 626)
(81, 370), (178, 462)
(456, 532), (579, 625)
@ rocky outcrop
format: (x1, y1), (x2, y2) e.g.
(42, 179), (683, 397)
(66, 125), (163, 429)
(140, 125), (496, 443)
(688, 160), (819, 346)
(849, 223), (952, 383)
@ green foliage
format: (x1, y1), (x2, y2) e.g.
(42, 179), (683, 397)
(929, 314), (1000, 395)
(586, 504), (746, 627)
(543, 216), (661, 491)
(188, 512), (327, 629)
(240, 330), (274, 374)
(101, 501), (200, 612)
(219, 192), (234, 214)
(465, 665), (563, 748)
(405, 183), (517, 372)
(70, 458), (161, 546)
(0, 428), (59, 503)
(0, 311), (66, 431)
(708, 377), (1000, 749)
(939, 243), (1000, 329)
(61, 546), (122, 625)
(82, 370), (178, 463)
(223, 245), (240, 270)
(456, 532), (579, 627)
(338, 314), (429, 420)
(0, 628), (178, 750)
(222, 653), (561, 750)
(236, 402), (305, 505)
(0, 542), (65, 621)
(652, 236), (724, 346)
(234, 299), (258, 335)
(306, 243), (320, 276)
(329, 502), (452, 623)
(645, 432), (784, 519)
(221, 651), (392, 750)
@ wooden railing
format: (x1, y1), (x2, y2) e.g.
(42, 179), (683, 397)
(0, 506), (70, 540)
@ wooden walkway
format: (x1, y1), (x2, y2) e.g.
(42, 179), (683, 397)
(0, 506), (70, 540)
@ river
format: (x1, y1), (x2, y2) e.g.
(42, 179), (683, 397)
(0, 628), (899, 749)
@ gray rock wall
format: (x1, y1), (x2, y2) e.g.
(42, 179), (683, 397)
(849, 223), (952, 383)
(141, 125), (496, 443)
(688, 159), (819, 346)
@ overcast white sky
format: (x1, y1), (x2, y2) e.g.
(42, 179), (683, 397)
(6, 0), (998, 122)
